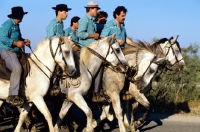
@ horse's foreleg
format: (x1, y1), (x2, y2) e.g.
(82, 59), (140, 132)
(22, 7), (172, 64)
(128, 101), (139, 132)
(73, 94), (95, 132)
(123, 100), (132, 128)
(54, 100), (73, 132)
(133, 94), (150, 130)
(14, 102), (33, 132)
(110, 94), (126, 132)
(32, 96), (54, 132)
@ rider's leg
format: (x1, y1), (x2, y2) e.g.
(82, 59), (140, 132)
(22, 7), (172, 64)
(0, 50), (24, 106)
(92, 65), (106, 102)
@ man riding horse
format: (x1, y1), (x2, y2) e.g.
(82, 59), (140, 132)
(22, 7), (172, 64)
(0, 6), (30, 107)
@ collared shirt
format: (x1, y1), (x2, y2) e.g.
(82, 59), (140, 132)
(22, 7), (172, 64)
(0, 19), (23, 52)
(100, 19), (127, 48)
(64, 27), (79, 44)
(46, 18), (64, 39)
(77, 14), (97, 47)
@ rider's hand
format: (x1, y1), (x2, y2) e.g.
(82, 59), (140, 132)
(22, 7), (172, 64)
(93, 33), (100, 40)
(24, 39), (31, 46)
(117, 39), (125, 45)
(13, 40), (24, 48)
(89, 33), (99, 40)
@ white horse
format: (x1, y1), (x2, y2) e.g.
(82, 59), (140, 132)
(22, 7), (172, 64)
(53, 34), (128, 132)
(0, 37), (76, 132)
(100, 36), (185, 132)
(123, 36), (186, 132)
(98, 40), (166, 132)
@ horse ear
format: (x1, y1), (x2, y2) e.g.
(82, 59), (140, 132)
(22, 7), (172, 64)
(111, 33), (117, 44)
(59, 36), (65, 44)
(170, 35), (179, 44)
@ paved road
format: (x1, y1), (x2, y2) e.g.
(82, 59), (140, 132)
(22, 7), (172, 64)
(1, 109), (200, 132)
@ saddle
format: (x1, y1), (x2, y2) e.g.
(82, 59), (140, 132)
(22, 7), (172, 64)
(0, 51), (30, 81)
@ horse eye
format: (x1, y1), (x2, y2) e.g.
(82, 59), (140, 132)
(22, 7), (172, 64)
(149, 68), (155, 73)
(115, 48), (120, 53)
(65, 51), (70, 55)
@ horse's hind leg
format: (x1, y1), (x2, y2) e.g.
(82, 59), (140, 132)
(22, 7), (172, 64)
(54, 100), (73, 132)
(32, 96), (54, 132)
(73, 94), (95, 132)
(14, 102), (33, 132)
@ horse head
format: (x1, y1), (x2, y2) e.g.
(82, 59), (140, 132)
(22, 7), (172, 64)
(136, 56), (165, 91)
(157, 36), (186, 70)
(53, 37), (76, 76)
(102, 33), (128, 73)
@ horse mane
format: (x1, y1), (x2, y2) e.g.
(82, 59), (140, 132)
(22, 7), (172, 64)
(123, 38), (169, 56)
(33, 38), (52, 54)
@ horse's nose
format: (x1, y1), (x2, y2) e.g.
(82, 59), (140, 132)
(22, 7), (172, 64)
(69, 69), (76, 76)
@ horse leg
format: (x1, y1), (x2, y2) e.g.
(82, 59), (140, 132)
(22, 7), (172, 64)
(123, 100), (132, 128)
(73, 94), (96, 132)
(133, 94), (150, 130)
(14, 102), (33, 132)
(129, 101), (139, 132)
(100, 103), (114, 122)
(110, 94), (126, 132)
(54, 100), (73, 132)
(32, 96), (54, 132)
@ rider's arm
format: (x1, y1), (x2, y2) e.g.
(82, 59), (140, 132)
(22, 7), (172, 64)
(0, 22), (14, 47)
(126, 37), (138, 47)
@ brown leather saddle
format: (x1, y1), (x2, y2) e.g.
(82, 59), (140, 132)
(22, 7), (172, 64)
(0, 51), (30, 81)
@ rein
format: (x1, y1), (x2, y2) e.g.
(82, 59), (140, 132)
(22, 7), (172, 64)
(28, 38), (67, 79)
(75, 40), (125, 72)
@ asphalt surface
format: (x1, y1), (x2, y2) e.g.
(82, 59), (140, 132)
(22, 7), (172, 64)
(1, 108), (200, 132)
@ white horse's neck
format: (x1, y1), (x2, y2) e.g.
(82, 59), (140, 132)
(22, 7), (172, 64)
(125, 50), (155, 67)
(29, 40), (56, 78)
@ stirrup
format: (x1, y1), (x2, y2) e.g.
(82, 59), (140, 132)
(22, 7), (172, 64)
(50, 85), (61, 96)
(92, 93), (107, 102)
(6, 95), (24, 107)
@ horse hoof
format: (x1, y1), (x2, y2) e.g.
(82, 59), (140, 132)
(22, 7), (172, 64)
(82, 128), (94, 132)
(124, 122), (130, 128)
(92, 119), (97, 128)
(107, 113), (114, 121)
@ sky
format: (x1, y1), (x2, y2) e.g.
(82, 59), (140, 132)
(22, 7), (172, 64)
(0, 0), (199, 53)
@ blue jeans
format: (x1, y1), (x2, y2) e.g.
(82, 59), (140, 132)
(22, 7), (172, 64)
(0, 50), (22, 95)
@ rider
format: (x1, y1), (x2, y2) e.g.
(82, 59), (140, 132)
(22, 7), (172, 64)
(100, 6), (138, 48)
(0, 6), (30, 106)
(64, 16), (81, 53)
(95, 11), (108, 35)
(77, 1), (106, 102)
(46, 4), (71, 39)
(46, 4), (71, 95)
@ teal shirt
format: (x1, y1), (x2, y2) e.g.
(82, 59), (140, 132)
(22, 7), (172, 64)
(77, 14), (97, 47)
(0, 19), (23, 52)
(46, 18), (64, 39)
(64, 27), (79, 44)
(100, 19), (127, 48)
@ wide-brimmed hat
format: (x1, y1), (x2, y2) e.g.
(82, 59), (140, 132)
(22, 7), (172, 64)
(7, 6), (28, 18)
(84, 1), (101, 9)
(52, 4), (71, 11)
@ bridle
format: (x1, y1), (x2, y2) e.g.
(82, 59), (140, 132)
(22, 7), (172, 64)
(29, 37), (69, 79)
(161, 40), (184, 66)
(86, 40), (125, 71)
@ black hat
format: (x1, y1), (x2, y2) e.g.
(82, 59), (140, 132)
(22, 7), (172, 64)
(52, 4), (71, 11)
(7, 6), (28, 18)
